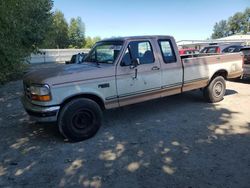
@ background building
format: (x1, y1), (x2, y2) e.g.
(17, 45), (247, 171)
(177, 33), (250, 50)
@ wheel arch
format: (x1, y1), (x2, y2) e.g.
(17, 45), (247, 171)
(210, 69), (228, 81)
(60, 93), (105, 111)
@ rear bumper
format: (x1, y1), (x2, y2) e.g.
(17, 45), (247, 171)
(21, 96), (60, 122)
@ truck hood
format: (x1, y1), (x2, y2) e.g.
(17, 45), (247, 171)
(24, 63), (114, 86)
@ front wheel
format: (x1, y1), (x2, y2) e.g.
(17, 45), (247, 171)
(58, 98), (103, 142)
(203, 76), (226, 103)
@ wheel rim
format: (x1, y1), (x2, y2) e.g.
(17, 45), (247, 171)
(72, 110), (94, 130)
(213, 81), (224, 98)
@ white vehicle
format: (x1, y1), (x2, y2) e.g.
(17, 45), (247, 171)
(22, 35), (244, 142)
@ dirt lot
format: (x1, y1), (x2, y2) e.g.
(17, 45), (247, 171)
(0, 74), (250, 187)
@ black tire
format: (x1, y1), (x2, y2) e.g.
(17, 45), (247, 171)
(58, 98), (103, 142)
(203, 76), (226, 103)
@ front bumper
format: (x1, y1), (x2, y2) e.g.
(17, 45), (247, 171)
(243, 66), (250, 78)
(21, 96), (60, 122)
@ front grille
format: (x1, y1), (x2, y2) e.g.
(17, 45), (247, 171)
(244, 55), (250, 65)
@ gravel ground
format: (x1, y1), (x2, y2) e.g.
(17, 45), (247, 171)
(0, 74), (250, 188)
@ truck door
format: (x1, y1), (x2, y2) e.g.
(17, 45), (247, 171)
(116, 40), (162, 106)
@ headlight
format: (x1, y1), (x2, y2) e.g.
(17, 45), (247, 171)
(30, 84), (51, 101)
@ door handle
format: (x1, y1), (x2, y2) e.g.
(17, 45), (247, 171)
(152, 66), (160, 70)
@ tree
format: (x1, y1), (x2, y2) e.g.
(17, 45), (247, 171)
(242, 8), (250, 33)
(0, 0), (53, 83)
(42, 10), (69, 48)
(84, 36), (101, 48)
(227, 12), (246, 35)
(211, 8), (250, 38)
(211, 20), (229, 39)
(68, 17), (86, 48)
(84, 37), (93, 48)
(92, 36), (101, 44)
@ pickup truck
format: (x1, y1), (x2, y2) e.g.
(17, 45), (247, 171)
(241, 47), (250, 78)
(22, 35), (243, 142)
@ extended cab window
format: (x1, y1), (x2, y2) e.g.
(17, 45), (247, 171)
(121, 41), (154, 66)
(159, 40), (177, 63)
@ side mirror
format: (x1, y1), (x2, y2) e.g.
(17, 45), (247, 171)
(130, 58), (140, 69)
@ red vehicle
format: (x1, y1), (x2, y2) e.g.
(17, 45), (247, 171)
(179, 48), (199, 55)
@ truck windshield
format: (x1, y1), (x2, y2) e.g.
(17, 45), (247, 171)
(84, 41), (123, 64)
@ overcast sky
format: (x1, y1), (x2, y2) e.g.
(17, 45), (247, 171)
(53, 0), (249, 41)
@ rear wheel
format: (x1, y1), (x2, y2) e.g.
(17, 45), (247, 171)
(203, 76), (226, 103)
(58, 98), (103, 142)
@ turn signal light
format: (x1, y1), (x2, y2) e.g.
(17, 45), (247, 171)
(31, 95), (51, 101)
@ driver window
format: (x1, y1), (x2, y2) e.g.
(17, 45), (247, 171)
(121, 41), (155, 66)
(121, 49), (131, 66)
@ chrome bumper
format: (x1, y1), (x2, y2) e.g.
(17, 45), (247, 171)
(21, 96), (60, 122)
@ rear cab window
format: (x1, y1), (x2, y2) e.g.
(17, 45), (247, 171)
(158, 40), (177, 63)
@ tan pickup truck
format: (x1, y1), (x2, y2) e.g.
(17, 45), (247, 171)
(22, 35), (243, 142)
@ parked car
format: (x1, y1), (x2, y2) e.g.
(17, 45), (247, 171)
(222, 45), (243, 53)
(179, 48), (199, 55)
(200, 45), (243, 54)
(65, 53), (86, 64)
(241, 46), (250, 78)
(22, 35), (244, 142)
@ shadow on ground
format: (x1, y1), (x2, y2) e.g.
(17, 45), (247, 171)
(228, 77), (250, 84)
(225, 89), (238, 96)
(0, 81), (250, 188)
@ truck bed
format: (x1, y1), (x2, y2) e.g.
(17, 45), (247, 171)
(180, 52), (239, 59)
(180, 52), (243, 92)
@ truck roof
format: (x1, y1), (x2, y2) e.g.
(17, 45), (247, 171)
(100, 35), (174, 42)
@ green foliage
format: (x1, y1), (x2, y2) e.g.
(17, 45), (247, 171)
(211, 20), (229, 39)
(41, 10), (69, 48)
(84, 36), (101, 48)
(42, 14), (90, 49)
(68, 17), (86, 48)
(211, 8), (250, 39)
(240, 7), (250, 33)
(228, 12), (246, 35)
(0, 0), (53, 84)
